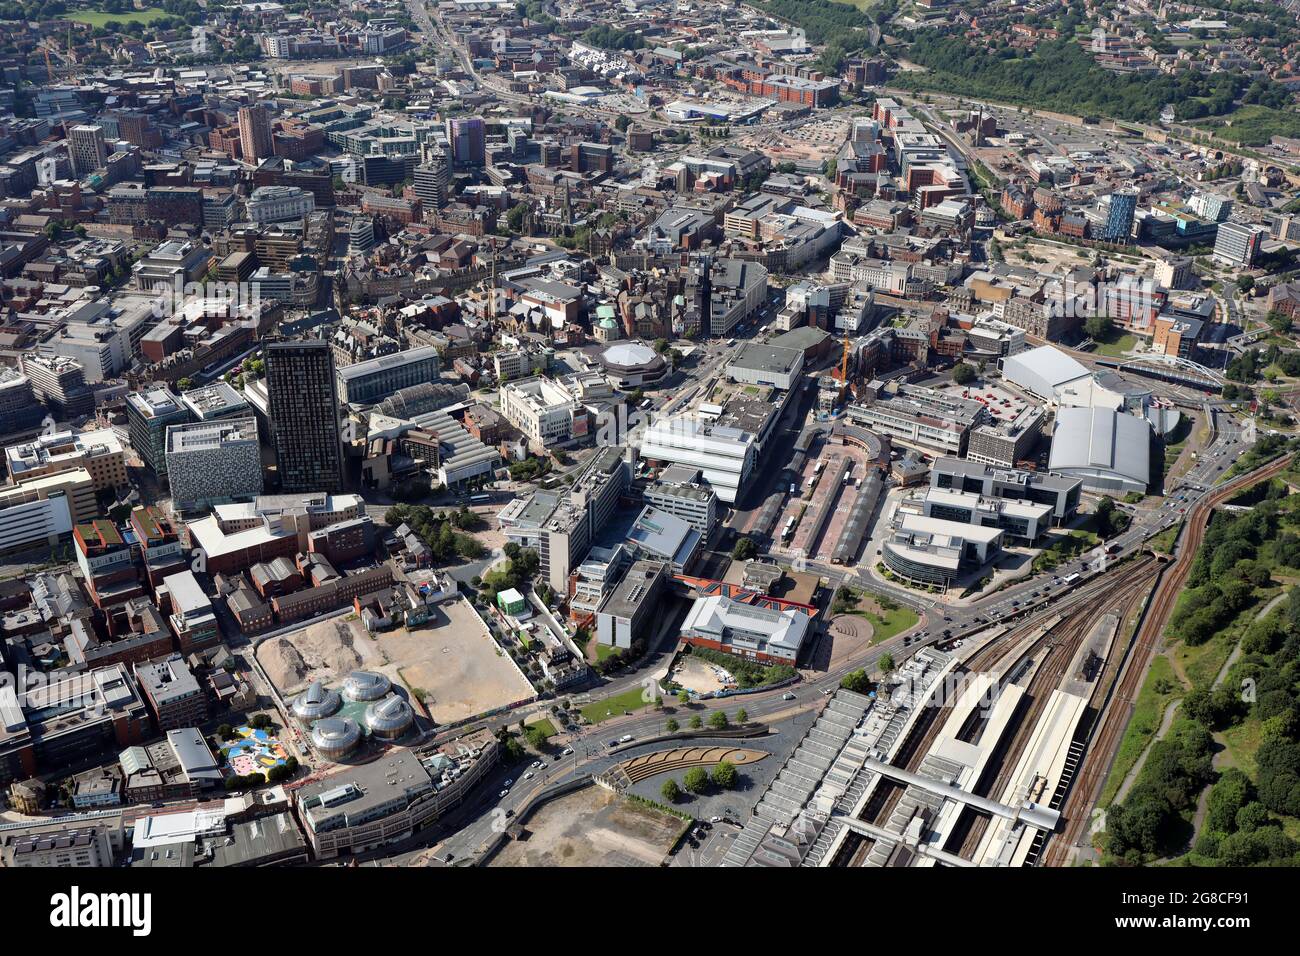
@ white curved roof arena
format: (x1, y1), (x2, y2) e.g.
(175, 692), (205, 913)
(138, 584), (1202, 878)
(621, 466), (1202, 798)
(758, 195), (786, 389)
(601, 341), (659, 368)
(1047, 407), (1150, 494)
(1002, 345), (1089, 401)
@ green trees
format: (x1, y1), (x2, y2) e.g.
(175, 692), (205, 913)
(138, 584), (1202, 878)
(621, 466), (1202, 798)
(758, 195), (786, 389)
(506, 203), (528, 234)
(1084, 315), (1113, 341)
(878, 652), (896, 674)
(951, 362), (976, 385)
(581, 25), (646, 50)
(666, 718), (680, 733)
(1105, 720), (1215, 860)
(712, 761), (738, 790)
(736, 708), (748, 724)
(747, 0), (875, 45)
(708, 710), (729, 730)
(1206, 768), (1254, 834)
(677, 689), (691, 706)
(1093, 497), (1130, 539)
(732, 536), (757, 560)
(901, 33), (1251, 125)
(1256, 736), (1300, 817)
(831, 586), (858, 615)
(840, 669), (871, 693)
(477, 545), (542, 603)
(683, 767), (709, 794)
(1181, 683), (1248, 731)
(689, 715), (703, 730)
(385, 503), (488, 563)
(1195, 765), (1298, 865)
(524, 725), (550, 750)
(661, 778), (681, 803)
(501, 736), (526, 762)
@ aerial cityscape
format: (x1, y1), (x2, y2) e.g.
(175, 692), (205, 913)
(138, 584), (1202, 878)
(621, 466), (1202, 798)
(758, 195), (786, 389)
(0, 0), (1296, 894)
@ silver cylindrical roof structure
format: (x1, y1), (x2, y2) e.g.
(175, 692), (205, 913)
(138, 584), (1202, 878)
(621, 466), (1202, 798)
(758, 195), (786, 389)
(291, 680), (342, 721)
(342, 670), (391, 702)
(364, 695), (414, 739)
(310, 717), (361, 759)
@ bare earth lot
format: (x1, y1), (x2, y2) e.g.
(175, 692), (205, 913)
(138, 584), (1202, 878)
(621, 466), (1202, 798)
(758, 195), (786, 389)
(391, 598), (534, 724)
(257, 616), (376, 697)
(489, 786), (684, 867)
(257, 598), (533, 724)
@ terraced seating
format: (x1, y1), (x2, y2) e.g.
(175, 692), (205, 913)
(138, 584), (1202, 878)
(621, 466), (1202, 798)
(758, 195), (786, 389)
(617, 747), (767, 784)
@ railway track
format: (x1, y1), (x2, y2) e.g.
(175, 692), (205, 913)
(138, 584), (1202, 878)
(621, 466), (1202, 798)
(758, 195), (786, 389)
(1039, 453), (1294, 866)
(952, 564), (1160, 860)
(836, 556), (1160, 863)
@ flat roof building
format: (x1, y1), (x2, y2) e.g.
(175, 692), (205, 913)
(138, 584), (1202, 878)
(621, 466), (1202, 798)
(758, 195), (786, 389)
(126, 386), (188, 478)
(641, 416), (757, 504)
(681, 594), (812, 665)
(293, 730), (498, 859)
(931, 456), (1080, 522)
(726, 342), (805, 391)
(180, 381), (252, 422)
(165, 417), (263, 512)
(847, 382), (986, 457)
(4, 428), (127, 493)
(336, 346), (442, 406)
(596, 559), (668, 650)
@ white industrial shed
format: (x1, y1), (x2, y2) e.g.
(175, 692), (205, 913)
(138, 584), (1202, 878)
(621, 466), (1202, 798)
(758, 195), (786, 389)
(1047, 407), (1151, 495)
(1001, 345), (1089, 403)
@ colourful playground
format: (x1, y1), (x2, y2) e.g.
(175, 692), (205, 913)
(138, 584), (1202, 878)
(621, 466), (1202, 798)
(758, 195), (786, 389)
(224, 726), (290, 778)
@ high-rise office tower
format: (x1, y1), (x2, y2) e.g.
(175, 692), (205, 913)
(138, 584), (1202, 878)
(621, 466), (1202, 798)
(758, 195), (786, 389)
(67, 124), (107, 177)
(446, 117), (485, 167)
(265, 340), (345, 493)
(1213, 220), (1266, 269)
(413, 158), (450, 210)
(238, 104), (274, 164)
(1099, 188), (1137, 243)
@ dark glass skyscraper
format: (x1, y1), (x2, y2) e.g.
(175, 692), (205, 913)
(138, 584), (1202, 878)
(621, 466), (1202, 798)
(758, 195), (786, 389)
(265, 339), (345, 493)
(1100, 188), (1137, 244)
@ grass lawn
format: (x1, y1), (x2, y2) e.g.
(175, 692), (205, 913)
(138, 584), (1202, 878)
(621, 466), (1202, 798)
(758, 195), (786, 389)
(580, 687), (655, 724)
(832, 587), (919, 643)
(864, 605), (919, 644)
(1091, 329), (1139, 358)
(1098, 655), (1183, 808)
(63, 7), (170, 26)
(525, 718), (557, 739)
(594, 643), (618, 662)
(1174, 636), (1233, 689)
(1219, 718), (1264, 778)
